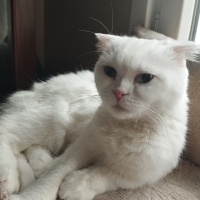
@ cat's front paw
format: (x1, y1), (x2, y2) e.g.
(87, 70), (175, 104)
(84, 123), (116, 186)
(0, 186), (9, 200)
(0, 165), (20, 194)
(59, 171), (95, 200)
(28, 156), (53, 178)
(24, 145), (54, 178)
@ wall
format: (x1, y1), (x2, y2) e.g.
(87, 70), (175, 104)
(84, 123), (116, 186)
(156, 0), (195, 40)
(35, 0), (44, 67)
(36, 0), (133, 75)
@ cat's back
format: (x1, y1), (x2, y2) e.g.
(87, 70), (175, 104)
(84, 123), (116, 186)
(33, 70), (97, 100)
(2, 70), (98, 114)
(0, 70), (100, 152)
(31, 70), (100, 129)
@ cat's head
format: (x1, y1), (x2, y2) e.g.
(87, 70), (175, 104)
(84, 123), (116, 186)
(94, 34), (199, 120)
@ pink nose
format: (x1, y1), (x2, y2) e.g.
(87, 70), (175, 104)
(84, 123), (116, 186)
(113, 89), (127, 101)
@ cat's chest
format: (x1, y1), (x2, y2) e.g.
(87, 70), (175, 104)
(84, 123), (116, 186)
(97, 125), (166, 179)
(100, 122), (157, 157)
(109, 130), (151, 154)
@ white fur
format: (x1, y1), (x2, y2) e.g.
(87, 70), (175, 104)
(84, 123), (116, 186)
(24, 145), (53, 178)
(0, 35), (199, 200)
(0, 70), (99, 195)
(17, 153), (35, 190)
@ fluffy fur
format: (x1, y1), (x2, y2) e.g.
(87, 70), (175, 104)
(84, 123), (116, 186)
(0, 34), (199, 200)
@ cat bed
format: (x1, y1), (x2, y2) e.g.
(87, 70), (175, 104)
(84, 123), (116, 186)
(95, 160), (200, 200)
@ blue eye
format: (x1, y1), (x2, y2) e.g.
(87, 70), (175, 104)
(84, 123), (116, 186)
(135, 73), (154, 84)
(104, 66), (117, 79)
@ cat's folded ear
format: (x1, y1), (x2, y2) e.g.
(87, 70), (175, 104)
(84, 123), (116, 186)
(95, 33), (119, 51)
(170, 41), (200, 63)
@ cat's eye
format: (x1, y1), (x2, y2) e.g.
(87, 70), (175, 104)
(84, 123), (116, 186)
(104, 66), (117, 79)
(135, 73), (154, 84)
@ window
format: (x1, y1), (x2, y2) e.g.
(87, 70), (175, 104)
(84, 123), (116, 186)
(190, 0), (200, 42)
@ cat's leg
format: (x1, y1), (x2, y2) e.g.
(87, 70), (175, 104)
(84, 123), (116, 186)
(59, 166), (118, 200)
(0, 186), (9, 200)
(24, 145), (53, 178)
(17, 153), (35, 191)
(0, 140), (20, 194)
(10, 157), (85, 200)
(10, 135), (97, 200)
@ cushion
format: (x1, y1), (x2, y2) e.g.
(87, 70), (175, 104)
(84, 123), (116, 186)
(187, 62), (200, 166)
(94, 160), (200, 200)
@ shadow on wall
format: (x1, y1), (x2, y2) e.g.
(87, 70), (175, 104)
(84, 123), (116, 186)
(0, 0), (15, 101)
(38, 0), (132, 75)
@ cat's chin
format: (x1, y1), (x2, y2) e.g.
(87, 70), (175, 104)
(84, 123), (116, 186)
(106, 104), (138, 120)
(112, 104), (128, 112)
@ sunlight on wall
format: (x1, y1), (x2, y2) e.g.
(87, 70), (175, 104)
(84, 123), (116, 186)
(195, 16), (200, 43)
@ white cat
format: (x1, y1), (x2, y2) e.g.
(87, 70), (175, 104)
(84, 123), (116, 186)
(0, 33), (199, 200)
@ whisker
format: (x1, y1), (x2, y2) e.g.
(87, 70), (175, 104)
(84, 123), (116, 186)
(150, 113), (162, 125)
(70, 95), (98, 102)
(145, 107), (167, 130)
(69, 95), (101, 105)
(146, 112), (159, 127)
(78, 29), (95, 34)
(135, 111), (142, 124)
(150, 108), (166, 125)
(76, 51), (97, 60)
(87, 17), (111, 34)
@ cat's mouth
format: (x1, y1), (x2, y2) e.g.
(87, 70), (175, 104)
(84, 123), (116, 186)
(112, 104), (128, 112)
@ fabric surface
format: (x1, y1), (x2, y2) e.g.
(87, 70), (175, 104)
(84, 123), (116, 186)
(187, 61), (200, 166)
(94, 160), (200, 200)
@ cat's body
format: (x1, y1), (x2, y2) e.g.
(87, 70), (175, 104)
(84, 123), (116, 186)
(1, 70), (98, 153)
(0, 70), (99, 194)
(0, 34), (199, 200)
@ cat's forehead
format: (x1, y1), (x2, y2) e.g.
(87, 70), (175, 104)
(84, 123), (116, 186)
(102, 37), (167, 74)
(112, 37), (165, 57)
(96, 33), (200, 67)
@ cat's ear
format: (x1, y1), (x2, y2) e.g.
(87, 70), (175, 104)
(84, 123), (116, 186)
(95, 33), (118, 51)
(171, 42), (200, 63)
